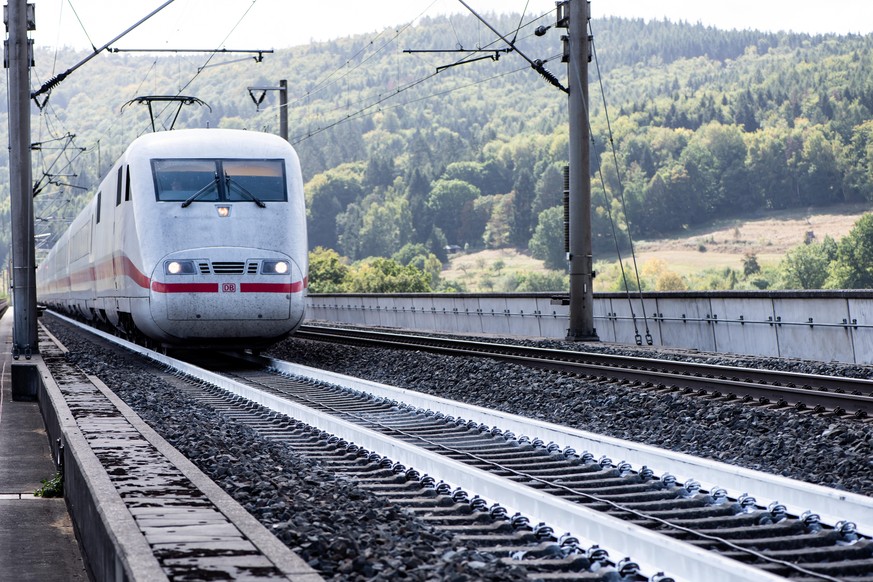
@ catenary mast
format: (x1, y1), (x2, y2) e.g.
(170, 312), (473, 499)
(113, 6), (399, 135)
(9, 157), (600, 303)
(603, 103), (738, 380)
(7, 0), (38, 358)
(564, 0), (598, 341)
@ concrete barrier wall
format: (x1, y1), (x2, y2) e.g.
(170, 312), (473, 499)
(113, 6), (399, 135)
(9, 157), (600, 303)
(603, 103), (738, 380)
(306, 291), (873, 365)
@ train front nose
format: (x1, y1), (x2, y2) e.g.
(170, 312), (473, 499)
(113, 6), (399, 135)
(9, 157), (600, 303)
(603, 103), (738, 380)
(149, 249), (305, 342)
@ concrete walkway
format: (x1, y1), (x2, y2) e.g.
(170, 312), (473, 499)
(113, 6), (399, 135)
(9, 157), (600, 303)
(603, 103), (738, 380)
(0, 311), (86, 581)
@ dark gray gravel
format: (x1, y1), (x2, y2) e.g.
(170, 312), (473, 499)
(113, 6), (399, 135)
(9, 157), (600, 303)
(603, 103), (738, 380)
(268, 332), (873, 498)
(46, 318), (528, 582)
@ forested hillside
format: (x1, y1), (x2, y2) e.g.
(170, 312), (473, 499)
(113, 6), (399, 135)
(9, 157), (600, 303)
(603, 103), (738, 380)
(3, 13), (872, 290)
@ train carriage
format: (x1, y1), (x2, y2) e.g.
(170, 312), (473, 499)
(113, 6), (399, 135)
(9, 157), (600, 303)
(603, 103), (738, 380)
(37, 128), (308, 349)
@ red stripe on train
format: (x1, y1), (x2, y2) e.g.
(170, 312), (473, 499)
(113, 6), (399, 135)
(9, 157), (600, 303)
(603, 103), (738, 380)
(151, 282), (219, 293)
(116, 255), (151, 289)
(239, 282), (305, 293)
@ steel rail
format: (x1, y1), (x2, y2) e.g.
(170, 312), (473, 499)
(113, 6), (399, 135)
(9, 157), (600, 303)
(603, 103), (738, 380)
(259, 355), (873, 534)
(296, 325), (873, 418)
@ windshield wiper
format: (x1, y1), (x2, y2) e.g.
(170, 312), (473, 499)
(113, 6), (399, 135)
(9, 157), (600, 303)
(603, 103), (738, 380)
(224, 174), (266, 208)
(180, 172), (219, 207)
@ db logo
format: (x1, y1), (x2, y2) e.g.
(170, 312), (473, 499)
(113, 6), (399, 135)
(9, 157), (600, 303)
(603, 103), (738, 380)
(221, 283), (237, 293)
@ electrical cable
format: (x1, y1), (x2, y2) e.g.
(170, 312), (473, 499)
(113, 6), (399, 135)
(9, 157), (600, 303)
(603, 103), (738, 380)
(567, 17), (651, 345)
(282, 0), (440, 113)
(589, 21), (653, 345)
(65, 0), (98, 52)
(261, 6), (553, 132)
(142, 0), (261, 133)
(291, 60), (540, 145)
(285, 8), (557, 145)
(250, 8), (555, 137)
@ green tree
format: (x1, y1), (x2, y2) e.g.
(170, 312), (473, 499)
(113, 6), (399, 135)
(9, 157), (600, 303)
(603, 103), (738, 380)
(442, 160), (509, 196)
(336, 202), (364, 259)
(679, 121), (751, 216)
(796, 124), (844, 206)
(513, 271), (569, 292)
(362, 191), (412, 258)
(483, 193), (515, 249)
(780, 236), (837, 289)
(742, 253), (761, 277)
(426, 179), (481, 246)
(342, 257), (431, 293)
(405, 168), (433, 244)
(305, 165), (365, 250)
(307, 247), (349, 293)
(845, 120), (873, 202)
(641, 165), (700, 234)
(532, 162), (565, 218)
(393, 243), (443, 288)
(337, 189), (413, 260)
(529, 206), (566, 270)
(826, 215), (873, 288)
(511, 169), (536, 247)
(746, 127), (795, 210)
(364, 155), (396, 190)
(392, 243), (430, 265)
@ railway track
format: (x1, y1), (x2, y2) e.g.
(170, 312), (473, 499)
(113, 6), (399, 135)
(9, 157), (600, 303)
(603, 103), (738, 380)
(296, 324), (873, 420)
(37, 324), (319, 581)
(47, 312), (873, 581)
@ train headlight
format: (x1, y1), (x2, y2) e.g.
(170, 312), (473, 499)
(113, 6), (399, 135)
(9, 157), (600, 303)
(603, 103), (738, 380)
(261, 260), (289, 275)
(165, 260), (197, 275)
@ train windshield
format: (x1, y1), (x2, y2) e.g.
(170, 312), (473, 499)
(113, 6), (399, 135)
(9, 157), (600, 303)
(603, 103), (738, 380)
(153, 159), (286, 203)
(224, 161), (286, 202)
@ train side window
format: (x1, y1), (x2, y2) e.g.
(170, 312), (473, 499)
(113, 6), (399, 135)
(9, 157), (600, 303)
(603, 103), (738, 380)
(96, 192), (102, 224)
(125, 166), (131, 201)
(116, 167), (123, 206)
(72, 223), (90, 261)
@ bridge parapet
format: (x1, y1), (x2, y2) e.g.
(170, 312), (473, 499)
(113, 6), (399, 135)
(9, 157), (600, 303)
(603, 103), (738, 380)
(306, 291), (873, 365)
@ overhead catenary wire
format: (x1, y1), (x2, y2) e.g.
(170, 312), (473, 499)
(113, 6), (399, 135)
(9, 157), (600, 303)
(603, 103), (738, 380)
(30, 67), (91, 212)
(287, 44), (561, 145)
(129, 0), (261, 134)
(32, 2), (556, 209)
(256, 4), (553, 135)
(290, 60), (546, 145)
(31, 0), (178, 105)
(243, 5), (555, 140)
(65, 0), (98, 52)
(30, 0), (180, 215)
(29, 0), (267, 235)
(456, 0), (566, 92)
(283, 6), (557, 145)
(287, 0), (441, 111)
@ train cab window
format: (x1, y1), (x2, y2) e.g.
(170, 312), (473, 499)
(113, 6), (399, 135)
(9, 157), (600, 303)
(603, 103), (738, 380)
(223, 160), (286, 202)
(96, 192), (102, 224)
(152, 159), (286, 204)
(153, 160), (220, 202)
(124, 166), (132, 201)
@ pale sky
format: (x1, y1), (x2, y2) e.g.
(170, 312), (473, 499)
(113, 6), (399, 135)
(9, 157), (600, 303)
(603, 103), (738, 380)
(32, 0), (872, 53)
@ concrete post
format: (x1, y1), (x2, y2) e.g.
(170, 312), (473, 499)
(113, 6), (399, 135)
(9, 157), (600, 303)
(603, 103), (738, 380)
(566, 0), (598, 341)
(279, 79), (288, 142)
(6, 0), (38, 358)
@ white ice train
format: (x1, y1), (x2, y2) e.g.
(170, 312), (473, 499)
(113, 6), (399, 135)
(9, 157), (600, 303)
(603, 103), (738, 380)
(36, 128), (308, 349)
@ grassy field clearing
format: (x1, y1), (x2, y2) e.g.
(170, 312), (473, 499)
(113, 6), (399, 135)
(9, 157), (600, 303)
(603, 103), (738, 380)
(444, 204), (873, 291)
